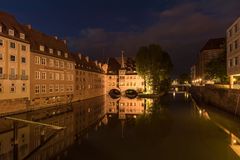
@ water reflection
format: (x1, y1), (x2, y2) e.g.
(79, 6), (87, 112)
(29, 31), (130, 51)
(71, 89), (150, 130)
(0, 95), (150, 160)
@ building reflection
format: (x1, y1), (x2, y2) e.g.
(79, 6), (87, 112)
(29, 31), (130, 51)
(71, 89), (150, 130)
(0, 96), (105, 160)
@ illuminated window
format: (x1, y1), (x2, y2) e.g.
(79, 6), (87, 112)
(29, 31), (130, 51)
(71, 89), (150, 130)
(35, 71), (40, 79)
(20, 33), (25, 39)
(8, 29), (14, 36)
(55, 85), (59, 92)
(41, 58), (47, 65)
(49, 48), (53, 54)
(40, 45), (45, 51)
(57, 51), (61, 56)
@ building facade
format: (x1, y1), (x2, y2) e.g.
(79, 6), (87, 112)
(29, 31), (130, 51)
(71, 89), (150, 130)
(227, 17), (240, 88)
(106, 52), (145, 94)
(191, 38), (225, 84)
(23, 25), (75, 109)
(0, 12), (31, 113)
(73, 53), (106, 101)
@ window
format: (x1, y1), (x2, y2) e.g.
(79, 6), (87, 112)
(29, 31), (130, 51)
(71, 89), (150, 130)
(55, 73), (59, 80)
(10, 68), (15, 75)
(22, 69), (26, 76)
(64, 53), (68, 58)
(10, 42), (15, 49)
(49, 59), (54, 67)
(0, 67), (3, 77)
(0, 83), (3, 93)
(0, 53), (2, 60)
(41, 85), (46, 93)
(40, 45), (45, 51)
(60, 73), (64, 80)
(8, 29), (14, 36)
(10, 84), (15, 93)
(41, 72), (47, 80)
(22, 83), (26, 92)
(35, 56), (40, 64)
(10, 55), (16, 61)
(55, 85), (59, 92)
(20, 33), (25, 39)
(22, 45), (26, 51)
(57, 51), (61, 56)
(60, 61), (64, 68)
(35, 71), (40, 79)
(235, 57), (238, 66)
(60, 85), (64, 92)
(230, 59), (233, 67)
(230, 44), (233, 52)
(49, 72), (54, 80)
(21, 57), (26, 63)
(49, 48), (53, 54)
(0, 26), (2, 32)
(235, 40), (239, 49)
(49, 85), (54, 93)
(35, 85), (40, 94)
(41, 58), (47, 65)
(0, 39), (3, 46)
(55, 60), (59, 68)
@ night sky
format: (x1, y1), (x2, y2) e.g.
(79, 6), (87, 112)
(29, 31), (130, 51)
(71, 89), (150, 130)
(1, 0), (240, 76)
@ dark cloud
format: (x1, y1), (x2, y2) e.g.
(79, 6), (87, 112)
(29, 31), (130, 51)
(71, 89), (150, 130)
(67, 0), (240, 76)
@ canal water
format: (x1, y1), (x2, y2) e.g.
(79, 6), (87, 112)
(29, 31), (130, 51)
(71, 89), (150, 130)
(1, 94), (240, 160)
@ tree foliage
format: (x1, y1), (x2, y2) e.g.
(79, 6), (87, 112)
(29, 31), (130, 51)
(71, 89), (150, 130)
(178, 73), (190, 84)
(205, 51), (228, 83)
(136, 44), (173, 93)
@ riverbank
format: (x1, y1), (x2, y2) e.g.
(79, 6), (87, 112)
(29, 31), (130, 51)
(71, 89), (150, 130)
(190, 86), (240, 117)
(138, 92), (165, 98)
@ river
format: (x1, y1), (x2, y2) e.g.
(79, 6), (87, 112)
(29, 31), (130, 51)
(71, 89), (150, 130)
(1, 93), (240, 160)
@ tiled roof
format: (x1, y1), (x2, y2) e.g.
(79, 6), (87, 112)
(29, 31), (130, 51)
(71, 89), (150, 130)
(73, 53), (104, 73)
(107, 56), (136, 74)
(201, 38), (225, 52)
(0, 11), (28, 42)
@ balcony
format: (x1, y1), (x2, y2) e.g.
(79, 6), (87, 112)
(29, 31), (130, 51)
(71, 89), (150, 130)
(0, 74), (7, 79)
(21, 75), (28, 80)
(9, 74), (18, 80)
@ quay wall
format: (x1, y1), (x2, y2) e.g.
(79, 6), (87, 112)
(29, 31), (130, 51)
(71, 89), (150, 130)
(190, 86), (240, 116)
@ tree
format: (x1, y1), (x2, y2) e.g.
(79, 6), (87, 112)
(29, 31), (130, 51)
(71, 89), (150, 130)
(136, 44), (173, 93)
(205, 51), (228, 83)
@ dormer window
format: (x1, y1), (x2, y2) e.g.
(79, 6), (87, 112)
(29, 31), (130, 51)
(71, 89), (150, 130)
(57, 51), (61, 56)
(40, 45), (45, 52)
(49, 48), (53, 54)
(20, 33), (25, 40)
(8, 29), (14, 36)
(64, 53), (68, 58)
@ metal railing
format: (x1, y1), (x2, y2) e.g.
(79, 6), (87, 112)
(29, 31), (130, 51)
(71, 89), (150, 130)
(21, 75), (28, 80)
(9, 74), (18, 80)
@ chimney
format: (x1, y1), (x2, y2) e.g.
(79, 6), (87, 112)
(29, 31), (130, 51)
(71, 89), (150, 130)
(94, 60), (98, 65)
(78, 53), (82, 60)
(27, 24), (31, 29)
(54, 36), (58, 40)
(85, 56), (89, 62)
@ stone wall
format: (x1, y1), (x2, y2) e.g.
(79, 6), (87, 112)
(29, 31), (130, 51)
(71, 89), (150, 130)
(190, 86), (240, 116)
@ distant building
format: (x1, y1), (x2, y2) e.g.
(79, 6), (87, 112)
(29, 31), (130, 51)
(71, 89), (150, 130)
(23, 25), (76, 108)
(0, 12), (31, 112)
(192, 38), (225, 84)
(227, 17), (240, 88)
(105, 52), (145, 94)
(198, 38), (225, 80)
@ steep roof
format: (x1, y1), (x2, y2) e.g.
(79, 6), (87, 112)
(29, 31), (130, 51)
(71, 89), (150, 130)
(0, 11), (28, 43)
(200, 38), (225, 52)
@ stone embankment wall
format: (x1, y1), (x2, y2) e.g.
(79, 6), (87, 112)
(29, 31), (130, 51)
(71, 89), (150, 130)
(190, 86), (240, 116)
